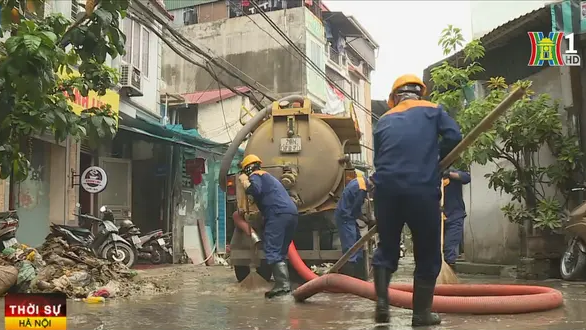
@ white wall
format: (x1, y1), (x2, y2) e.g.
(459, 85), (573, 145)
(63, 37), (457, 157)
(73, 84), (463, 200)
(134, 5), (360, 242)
(197, 96), (254, 145)
(119, 17), (163, 117)
(470, 1), (552, 39)
(464, 67), (566, 264)
(50, 0), (164, 118)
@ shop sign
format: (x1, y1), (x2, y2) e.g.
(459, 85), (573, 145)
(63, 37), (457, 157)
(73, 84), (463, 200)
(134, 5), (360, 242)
(81, 166), (108, 194)
(57, 69), (121, 116)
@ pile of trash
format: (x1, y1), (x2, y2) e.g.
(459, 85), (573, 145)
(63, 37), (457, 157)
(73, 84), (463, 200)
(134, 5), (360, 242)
(0, 237), (164, 299)
(310, 263), (334, 275)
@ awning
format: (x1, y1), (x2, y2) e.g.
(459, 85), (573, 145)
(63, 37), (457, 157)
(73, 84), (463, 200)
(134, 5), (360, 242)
(118, 124), (223, 155)
(323, 12), (363, 37)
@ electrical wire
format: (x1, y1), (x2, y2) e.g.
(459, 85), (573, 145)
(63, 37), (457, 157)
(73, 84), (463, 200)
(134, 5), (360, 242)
(127, 11), (266, 111)
(130, 1), (278, 105)
(247, 0), (380, 120)
(208, 63), (232, 142)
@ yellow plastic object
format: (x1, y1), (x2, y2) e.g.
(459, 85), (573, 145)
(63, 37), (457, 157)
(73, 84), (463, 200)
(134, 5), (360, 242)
(240, 154), (262, 168)
(26, 251), (35, 261)
(83, 296), (105, 304)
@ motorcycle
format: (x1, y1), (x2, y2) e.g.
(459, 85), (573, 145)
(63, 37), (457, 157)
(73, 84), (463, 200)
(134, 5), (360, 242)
(561, 186), (586, 280)
(0, 210), (19, 249)
(47, 205), (138, 268)
(117, 218), (171, 264)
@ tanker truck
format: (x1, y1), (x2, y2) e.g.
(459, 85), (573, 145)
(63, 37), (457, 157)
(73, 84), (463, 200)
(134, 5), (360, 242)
(219, 95), (375, 282)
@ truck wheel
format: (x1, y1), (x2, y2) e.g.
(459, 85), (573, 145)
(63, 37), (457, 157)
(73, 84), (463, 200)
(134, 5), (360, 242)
(234, 266), (250, 282)
(234, 264), (273, 282)
(256, 260), (272, 281)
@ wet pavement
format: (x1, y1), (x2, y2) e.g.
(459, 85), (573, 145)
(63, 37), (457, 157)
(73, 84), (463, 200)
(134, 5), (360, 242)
(4, 261), (586, 330)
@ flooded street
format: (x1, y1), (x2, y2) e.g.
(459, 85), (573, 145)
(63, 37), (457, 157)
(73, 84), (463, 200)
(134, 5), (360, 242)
(50, 262), (586, 330)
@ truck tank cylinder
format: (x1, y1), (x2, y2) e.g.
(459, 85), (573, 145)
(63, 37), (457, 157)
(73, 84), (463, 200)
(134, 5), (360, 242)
(244, 115), (344, 213)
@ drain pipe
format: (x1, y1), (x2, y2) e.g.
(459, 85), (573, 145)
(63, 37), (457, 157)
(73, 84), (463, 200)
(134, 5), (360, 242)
(218, 95), (305, 191)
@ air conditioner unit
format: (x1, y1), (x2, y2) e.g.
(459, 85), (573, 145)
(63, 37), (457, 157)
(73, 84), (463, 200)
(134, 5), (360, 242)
(120, 63), (143, 97)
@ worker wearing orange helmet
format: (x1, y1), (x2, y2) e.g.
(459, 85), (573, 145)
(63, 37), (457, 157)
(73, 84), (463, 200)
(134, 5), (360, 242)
(371, 74), (462, 326)
(238, 154), (298, 299)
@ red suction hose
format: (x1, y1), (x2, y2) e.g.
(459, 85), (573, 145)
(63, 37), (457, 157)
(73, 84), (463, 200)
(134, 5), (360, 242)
(287, 242), (564, 314)
(233, 212), (564, 314)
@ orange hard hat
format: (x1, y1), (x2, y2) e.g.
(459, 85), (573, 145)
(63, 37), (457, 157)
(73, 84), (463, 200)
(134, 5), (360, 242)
(387, 74), (427, 108)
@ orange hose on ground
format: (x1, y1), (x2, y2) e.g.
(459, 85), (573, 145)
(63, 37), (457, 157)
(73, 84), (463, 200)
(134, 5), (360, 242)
(288, 243), (564, 314)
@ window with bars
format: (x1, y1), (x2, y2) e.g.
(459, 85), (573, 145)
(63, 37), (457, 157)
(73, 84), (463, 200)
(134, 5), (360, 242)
(71, 0), (81, 19)
(122, 18), (150, 78)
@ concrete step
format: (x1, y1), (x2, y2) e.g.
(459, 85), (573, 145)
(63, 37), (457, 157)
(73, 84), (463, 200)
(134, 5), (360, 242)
(453, 261), (508, 276)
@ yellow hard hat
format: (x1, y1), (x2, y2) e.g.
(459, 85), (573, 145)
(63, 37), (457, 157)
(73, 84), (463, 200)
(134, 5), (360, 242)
(241, 154), (262, 168)
(388, 74), (427, 108)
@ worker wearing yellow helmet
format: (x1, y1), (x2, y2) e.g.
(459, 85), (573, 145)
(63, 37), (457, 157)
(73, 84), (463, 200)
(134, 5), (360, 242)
(238, 154), (298, 299)
(371, 74), (462, 326)
(333, 170), (374, 280)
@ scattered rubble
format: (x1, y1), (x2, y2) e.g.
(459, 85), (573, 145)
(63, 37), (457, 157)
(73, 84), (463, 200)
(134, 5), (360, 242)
(0, 237), (169, 299)
(311, 263), (334, 276)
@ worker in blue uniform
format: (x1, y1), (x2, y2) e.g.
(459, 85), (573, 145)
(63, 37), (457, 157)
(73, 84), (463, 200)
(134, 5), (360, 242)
(334, 172), (374, 280)
(371, 74), (462, 326)
(442, 168), (471, 267)
(238, 154), (299, 299)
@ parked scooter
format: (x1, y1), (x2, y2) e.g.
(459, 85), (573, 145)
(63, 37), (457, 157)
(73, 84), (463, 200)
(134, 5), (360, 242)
(561, 185), (586, 280)
(47, 205), (138, 268)
(0, 210), (19, 249)
(117, 219), (171, 264)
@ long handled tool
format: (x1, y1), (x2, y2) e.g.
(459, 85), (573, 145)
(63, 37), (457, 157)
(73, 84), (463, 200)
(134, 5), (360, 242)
(437, 178), (458, 284)
(327, 87), (527, 276)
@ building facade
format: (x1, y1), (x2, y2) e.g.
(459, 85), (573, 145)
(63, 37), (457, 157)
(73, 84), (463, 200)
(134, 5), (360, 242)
(162, 0), (378, 168)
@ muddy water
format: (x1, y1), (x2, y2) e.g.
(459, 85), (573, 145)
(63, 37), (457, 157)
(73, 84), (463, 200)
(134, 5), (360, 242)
(60, 267), (586, 330)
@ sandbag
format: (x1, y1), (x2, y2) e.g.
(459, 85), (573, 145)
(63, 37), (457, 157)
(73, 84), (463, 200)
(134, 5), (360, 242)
(0, 265), (18, 295)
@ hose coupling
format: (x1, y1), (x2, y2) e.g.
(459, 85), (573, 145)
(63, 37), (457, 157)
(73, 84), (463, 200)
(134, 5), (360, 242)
(250, 231), (261, 244)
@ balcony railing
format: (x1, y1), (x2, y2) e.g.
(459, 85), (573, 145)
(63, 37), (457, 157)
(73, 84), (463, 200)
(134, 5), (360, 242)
(329, 45), (340, 65)
(327, 44), (348, 73)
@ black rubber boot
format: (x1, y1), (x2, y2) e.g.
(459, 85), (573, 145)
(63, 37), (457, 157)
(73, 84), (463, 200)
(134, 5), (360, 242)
(265, 261), (291, 299)
(373, 266), (392, 323)
(411, 279), (442, 327)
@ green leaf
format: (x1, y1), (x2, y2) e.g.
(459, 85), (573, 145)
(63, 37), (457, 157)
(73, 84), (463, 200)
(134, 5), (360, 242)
(40, 31), (57, 45)
(5, 36), (21, 53)
(94, 8), (113, 26)
(22, 34), (42, 53)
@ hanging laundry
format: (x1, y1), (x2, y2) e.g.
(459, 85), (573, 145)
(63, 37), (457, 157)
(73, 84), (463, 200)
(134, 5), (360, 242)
(185, 158), (206, 186)
(324, 21), (333, 40)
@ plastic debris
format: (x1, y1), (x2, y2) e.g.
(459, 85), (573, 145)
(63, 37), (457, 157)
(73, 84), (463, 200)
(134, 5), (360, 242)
(0, 237), (165, 298)
(83, 296), (105, 304)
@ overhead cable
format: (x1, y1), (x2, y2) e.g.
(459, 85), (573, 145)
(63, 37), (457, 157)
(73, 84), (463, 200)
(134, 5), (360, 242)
(248, 0), (380, 120)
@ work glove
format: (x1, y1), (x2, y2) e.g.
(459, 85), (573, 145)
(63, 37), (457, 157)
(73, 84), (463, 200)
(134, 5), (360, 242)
(442, 169), (452, 179)
(239, 173), (251, 189)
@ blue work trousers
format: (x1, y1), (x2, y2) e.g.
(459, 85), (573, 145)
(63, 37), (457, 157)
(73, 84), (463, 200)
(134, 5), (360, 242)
(372, 190), (442, 281)
(263, 213), (298, 265)
(335, 216), (363, 263)
(443, 216), (465, 264)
